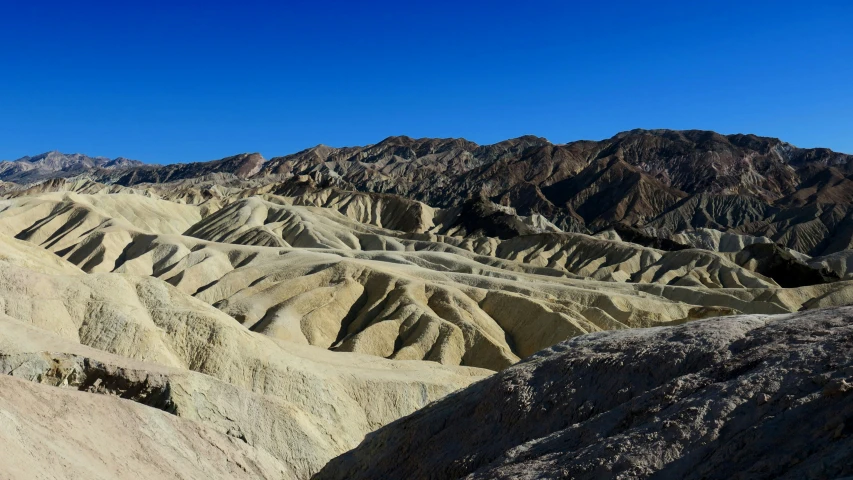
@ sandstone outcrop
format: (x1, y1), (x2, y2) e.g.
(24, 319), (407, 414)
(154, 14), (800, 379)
(0, 231), (485, 478)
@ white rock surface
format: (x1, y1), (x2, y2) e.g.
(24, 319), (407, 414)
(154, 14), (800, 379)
(0, 374), (289, 480)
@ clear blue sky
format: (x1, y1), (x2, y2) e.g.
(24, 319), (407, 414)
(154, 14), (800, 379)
(1, 1), (851, 164)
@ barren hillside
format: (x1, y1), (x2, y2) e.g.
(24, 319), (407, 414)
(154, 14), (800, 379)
(3, 131), (853, 479)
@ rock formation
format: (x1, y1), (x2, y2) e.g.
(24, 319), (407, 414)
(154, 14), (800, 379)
(315, 307), (853, 480)
(0, 230), (485, 478)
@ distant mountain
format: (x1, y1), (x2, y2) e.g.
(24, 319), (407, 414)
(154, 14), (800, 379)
(0, 151), (146, 183)
(100, 152), (265, 185)
(261, 129), (853, 207)
(5, 130), (853, 255)
(254, 130), (853, 254)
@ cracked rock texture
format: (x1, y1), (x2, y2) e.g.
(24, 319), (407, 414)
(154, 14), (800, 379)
(315, 307), (853, 480)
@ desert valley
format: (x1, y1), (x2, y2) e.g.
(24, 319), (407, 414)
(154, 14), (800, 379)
(1, 129), (852, 478)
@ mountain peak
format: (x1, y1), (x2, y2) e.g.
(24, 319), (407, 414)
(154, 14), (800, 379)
(0, 151), (147, 184)
(228, 153), (266, 178)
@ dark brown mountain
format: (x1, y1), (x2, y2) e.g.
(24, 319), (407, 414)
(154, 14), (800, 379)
(255, 130), (852, 214)
(732, 242), (840, 287)
(105, 152), (265, 185)
(251, 130), (853, 254)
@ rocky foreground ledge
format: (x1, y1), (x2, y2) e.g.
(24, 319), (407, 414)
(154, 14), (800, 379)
(315, 307), (853, 480)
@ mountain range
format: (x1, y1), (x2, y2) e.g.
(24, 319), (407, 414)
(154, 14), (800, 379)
(6, 129), (853, 256)
(0, 151), (144, 183)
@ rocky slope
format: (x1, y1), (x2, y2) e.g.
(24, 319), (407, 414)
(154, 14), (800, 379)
(6, 190), (853, 370)
(0, 230), (485, 478)
(315, 307), (853, 480)
(253, 130), (853, 244)
(106, 152), (266, 185)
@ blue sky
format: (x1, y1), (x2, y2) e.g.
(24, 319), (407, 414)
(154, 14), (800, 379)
(1, 0), (851, 163)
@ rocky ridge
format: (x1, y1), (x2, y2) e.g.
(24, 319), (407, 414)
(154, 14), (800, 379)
(7, 129), (853, 256)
